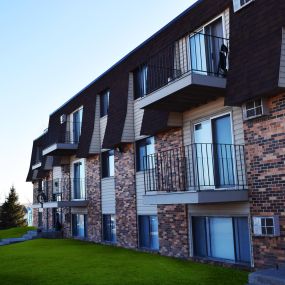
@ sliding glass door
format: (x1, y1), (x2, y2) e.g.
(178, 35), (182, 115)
(73, 161), (85, 200)
(194, 114), (234, 189)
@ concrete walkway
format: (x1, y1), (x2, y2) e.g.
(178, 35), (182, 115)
(247, 267), (285, 285)
(0, 230), (38, 246)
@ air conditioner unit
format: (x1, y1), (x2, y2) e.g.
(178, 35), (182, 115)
(60, 114), (67, 124)
(242, 98), (269, 121)
(252, 216), (280, 237)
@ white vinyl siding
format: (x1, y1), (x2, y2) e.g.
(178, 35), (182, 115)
(52, 166), (62, 180)
(183, 97), (245, 146)
(121, 73), (135, 142)
(89, 95), (101, 154)
(101, 177), (116, 214)
(100, 115), (108, 149)
(136, 172), (157, 215)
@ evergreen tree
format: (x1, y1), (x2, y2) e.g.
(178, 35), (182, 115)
(0, 186), (27, 229)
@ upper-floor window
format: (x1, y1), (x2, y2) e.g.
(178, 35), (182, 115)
(71, 108), (83, 144)
(102, 150), (115, 178)
(136, 137), (155, 172)
(233, 0), (254, 12)
(100, 90), (110, 118)
(134, 64), (148, 99)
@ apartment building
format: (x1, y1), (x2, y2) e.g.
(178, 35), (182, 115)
(27, 0), (285, 269)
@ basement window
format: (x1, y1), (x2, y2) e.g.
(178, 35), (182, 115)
(233, 0), (254, 12)
(252, 216), (280, 237)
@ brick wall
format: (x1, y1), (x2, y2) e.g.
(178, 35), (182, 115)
(61, 167), (72, 238)
(244, 93), (285, 268)
(155, 128), (189, 258)
(115, 144), (137, 248)
(86, 155), (102, 242)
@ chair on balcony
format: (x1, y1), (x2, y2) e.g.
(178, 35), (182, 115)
(217, 44), (228, 77)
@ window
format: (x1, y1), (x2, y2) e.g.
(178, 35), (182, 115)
(38, 212), (43, 228)
(72, 214), (87, 238)
(192, 216), (251, 263)
(138, 216), (159, 251)
(233, 0), (254, 12)
(136, 137), (155, 172)
(134, 64), (148, 99)
(100, 90), (110, 117)
(72, 161), (86, 200)
(252, 216), (280, 237)
(103, 214), (116, 243)
(101, 150), (115, 178)
(243, 98), (267, 120)
(71, 108), (83, 144)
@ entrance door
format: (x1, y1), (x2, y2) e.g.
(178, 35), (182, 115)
(194, 114), (233, 189)
(212, 115), (234, 187)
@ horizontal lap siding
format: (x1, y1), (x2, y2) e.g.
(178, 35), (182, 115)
(121, 73), (135, 142)
(183, 97), (245, 146)
(89, 96), (101, 154)
(136, 172), (157, 215)
(101, 177), (116, 214)
(100, 116), (108, 149)
(134, 100), (147, 141)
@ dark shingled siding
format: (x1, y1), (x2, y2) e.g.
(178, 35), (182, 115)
(28, 0), (285, 179)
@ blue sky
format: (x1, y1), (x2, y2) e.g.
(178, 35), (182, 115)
(0, 0), (197, 204)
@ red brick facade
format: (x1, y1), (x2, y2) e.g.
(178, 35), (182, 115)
(244, 93), (285, 268)
(115, 144), (138, 248)
(155, 128), (189, 258)
(86, 155), (102, 242)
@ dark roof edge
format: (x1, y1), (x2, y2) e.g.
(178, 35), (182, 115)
(50, 0), (202, 116)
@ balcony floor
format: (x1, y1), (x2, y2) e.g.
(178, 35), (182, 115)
(42, 143), (78, 156)
(143, 189), (248, 205)
(137, 72), (226, 112)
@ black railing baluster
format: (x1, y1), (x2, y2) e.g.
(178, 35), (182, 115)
(143, 143), (247, 193)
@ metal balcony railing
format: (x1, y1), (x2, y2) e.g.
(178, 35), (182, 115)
(37, 178), (87, 204)
(143, 143), (247, 193)
(134, 32), (229, 98)
(55, 121), (82, 144)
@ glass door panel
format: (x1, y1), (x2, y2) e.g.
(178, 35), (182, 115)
(212, 115), (234, 187)
(72, 109), (83, 143)
(189, 31), (207, 75)
(209, 217), (235, 260)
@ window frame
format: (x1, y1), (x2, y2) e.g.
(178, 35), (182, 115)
(100, 90), (110, 118)
(191, 216), (251, 264)
(252, 216), (280, 237)
(233, 0), (254, 13)
(102, 214), (116, 243)
(136, 137), (155, 172)
(243, 98), (268, 120)
(101, 150), (115, 178)
(138, 215), (159, 251)
(134, 64), (148, 100)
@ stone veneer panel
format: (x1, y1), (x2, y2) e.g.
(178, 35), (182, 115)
(244, 93), (285, 268)
(115, 144), (137, 248)
(155, 128), (189, 258)
(86, 155), (102, 242)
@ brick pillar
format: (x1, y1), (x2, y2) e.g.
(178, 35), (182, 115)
(61, 166), (72, 238)
(86, 155), (102, 242)
(244, 93), (285, 268)
(155, 128), (189, 258)
(32, 182), (39, 227)
(115, 143), (137, 248)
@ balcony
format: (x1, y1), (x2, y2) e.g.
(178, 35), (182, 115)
(34, 178), (88, 208)
(136, 33), (229, 112)
(42, 121), (81, 156)
(143, 143), (248, 205)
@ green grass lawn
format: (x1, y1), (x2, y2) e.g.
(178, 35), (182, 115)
(0, 226), (36, 240)
(0, 239), (248, 285)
